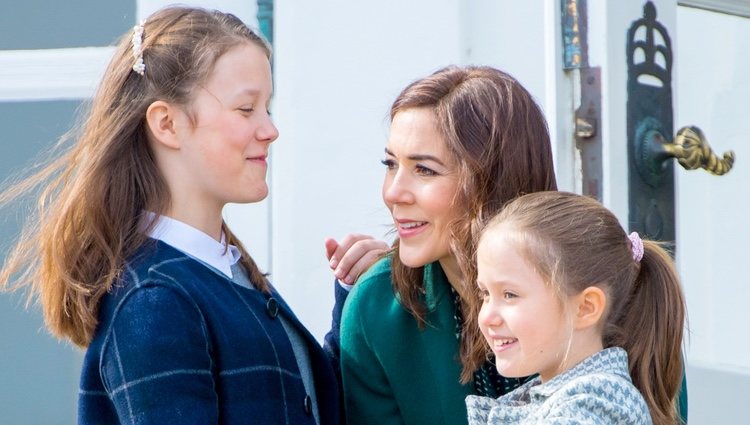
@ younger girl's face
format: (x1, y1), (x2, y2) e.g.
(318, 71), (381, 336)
(175, 42), (278, 211)
(382, 108), (461, 274)
(476, 230), (576, 382)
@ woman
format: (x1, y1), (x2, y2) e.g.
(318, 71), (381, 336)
(339, 66), (557, 424)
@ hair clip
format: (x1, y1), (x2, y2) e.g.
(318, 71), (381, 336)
(628, 232), (644, 263)
(131, 20), (146, 75)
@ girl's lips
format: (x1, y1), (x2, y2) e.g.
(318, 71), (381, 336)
(247, 156), (267, 165)
(396, 220), (428, 238)
(489, 337), (518, 353)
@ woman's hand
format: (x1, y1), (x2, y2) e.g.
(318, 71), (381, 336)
(325, 234), (389, 285)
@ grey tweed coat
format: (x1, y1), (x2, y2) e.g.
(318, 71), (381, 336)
(466, 347), (652, 424)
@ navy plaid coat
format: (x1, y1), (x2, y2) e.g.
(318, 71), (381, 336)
(78, 240), (343, 424)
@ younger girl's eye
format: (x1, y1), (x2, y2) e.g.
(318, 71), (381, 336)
(503, 291), (517, 300)
(381, 159), (396, 170)
(477, 287), (490, 302)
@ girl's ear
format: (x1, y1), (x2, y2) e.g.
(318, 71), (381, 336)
(145, 100), (181, 150)
(574, 286), (606, 330)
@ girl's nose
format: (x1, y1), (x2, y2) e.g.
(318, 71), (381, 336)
(478, 302), (503, 329)
(257, 115), (279, 143)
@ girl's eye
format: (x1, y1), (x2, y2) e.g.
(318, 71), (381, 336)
(381, 159), (396, 170)
(415, 164), (438, 176)
(503, 291), (517, 300)
(477, 288), (490, 302)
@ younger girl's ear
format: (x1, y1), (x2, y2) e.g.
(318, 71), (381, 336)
(145, 100), (181, 150)
(574, 286), (606, 330)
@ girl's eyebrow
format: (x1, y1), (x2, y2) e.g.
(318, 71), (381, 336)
(384, 148), (447, 167)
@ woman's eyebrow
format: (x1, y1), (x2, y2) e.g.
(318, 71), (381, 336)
(384, 148), (446, 166)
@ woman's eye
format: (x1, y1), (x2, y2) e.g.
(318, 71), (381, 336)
(239, 107), (254, 114)
(381, 159), (396, 170)
(415, 164), (438, 176)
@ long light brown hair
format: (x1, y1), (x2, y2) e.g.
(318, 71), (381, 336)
(0, 7), (271, 348)
(387, 66), (557, 382)
(480, 191), (685, 425)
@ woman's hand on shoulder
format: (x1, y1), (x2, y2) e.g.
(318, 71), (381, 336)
(325, 234), (389, 285)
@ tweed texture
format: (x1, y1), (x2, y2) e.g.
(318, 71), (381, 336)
(78, 239), (341, 425)
(466, 347), (652, 424)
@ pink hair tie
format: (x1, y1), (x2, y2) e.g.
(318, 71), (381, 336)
(628, 232), (644, 263)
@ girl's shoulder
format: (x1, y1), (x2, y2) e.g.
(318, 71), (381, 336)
(98, 240), (219, 330)
(545, 371), (651, 424)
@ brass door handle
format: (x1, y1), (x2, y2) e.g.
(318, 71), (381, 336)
(635, 117), (735, 187)
(664, 126), (735, 175)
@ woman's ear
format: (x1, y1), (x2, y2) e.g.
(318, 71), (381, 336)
(145, 100), (181, 150)
(574, 286), (606, 330)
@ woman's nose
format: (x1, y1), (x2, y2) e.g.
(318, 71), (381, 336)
(382, 169), (415, 205)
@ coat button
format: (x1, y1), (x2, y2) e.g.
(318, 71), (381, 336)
(304, 394), (312, 415)
(266, 297), (279, 318)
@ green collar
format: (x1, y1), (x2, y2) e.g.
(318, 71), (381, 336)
(423, 261), (452, 311)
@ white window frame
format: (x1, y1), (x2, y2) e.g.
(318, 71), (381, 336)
(679, 0), (750, 18)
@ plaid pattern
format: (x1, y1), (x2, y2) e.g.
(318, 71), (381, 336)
(466, 347), (652, 424)
(78, 239), (341, 425)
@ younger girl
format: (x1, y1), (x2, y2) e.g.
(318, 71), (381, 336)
(467, 191), (686, 425)
(0, 6), (378, 424)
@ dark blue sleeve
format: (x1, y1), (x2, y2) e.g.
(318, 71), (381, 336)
(100, 284), (219, 424)
(323, 279), (349, 377)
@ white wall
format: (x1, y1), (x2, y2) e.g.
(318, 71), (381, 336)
(675, 6), (750, 422)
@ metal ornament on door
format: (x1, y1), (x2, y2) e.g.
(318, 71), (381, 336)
(626, 1), (735, 243)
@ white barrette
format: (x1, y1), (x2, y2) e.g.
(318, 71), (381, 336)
(131, 20), (146, 75)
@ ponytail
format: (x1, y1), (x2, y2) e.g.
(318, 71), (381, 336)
(610, 241), (686, 425)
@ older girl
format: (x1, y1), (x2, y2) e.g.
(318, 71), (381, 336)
(0, 6), (378, 424)
(467, 191), (685, 424)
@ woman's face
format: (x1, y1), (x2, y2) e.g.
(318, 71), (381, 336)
(173, 42), (278, 212)
(382, 108), (461, 270)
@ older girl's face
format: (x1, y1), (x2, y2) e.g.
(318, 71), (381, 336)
(382, 108), (461, 271)
(175, 42), (278, 212)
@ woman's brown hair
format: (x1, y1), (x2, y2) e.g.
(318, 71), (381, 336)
(387, 65), (557, 382)
(0, 6), (271, 348)
(479, 191), (685, 425)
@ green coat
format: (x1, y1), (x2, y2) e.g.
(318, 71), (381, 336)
(340, 257), (471, 425)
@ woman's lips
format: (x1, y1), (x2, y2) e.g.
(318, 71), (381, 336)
(396, 220), (427, 238)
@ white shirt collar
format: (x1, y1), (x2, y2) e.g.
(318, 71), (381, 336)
(145, 213), (241, 279)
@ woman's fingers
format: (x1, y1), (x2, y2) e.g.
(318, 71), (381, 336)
(325, 235), (389, 284)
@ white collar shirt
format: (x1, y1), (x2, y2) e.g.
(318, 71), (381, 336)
(146, 213), (241, 279)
